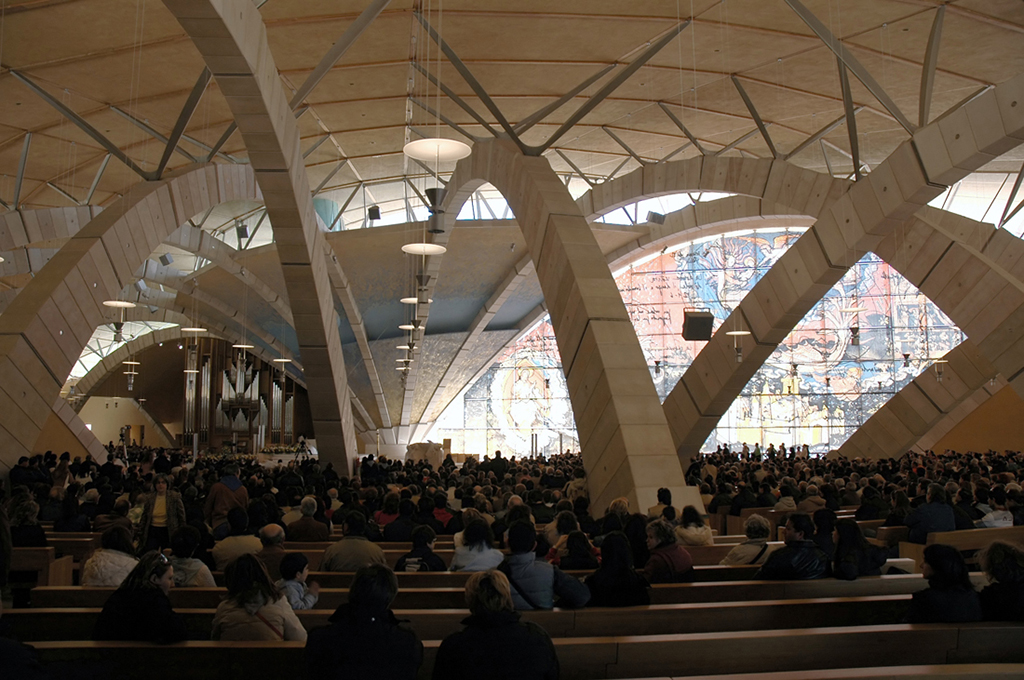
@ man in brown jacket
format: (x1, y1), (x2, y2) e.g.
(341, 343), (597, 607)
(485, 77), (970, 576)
(287, 497), (329, 542)
(205, 464), (249, 540)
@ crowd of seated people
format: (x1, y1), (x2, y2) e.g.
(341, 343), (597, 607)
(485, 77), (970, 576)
(2, 443), (1024, 678)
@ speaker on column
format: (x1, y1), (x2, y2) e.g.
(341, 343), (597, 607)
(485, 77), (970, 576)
(682, 311), (715, 341)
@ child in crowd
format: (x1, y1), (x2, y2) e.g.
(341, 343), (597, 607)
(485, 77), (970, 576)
(276, 552), (321, 610)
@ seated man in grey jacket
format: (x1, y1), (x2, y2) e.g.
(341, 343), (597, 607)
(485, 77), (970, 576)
(501, 521), (590, 610)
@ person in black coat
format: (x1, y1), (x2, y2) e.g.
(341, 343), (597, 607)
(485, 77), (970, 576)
(585, 531), (650, 607)
(904, 484), (955, 544)
(394, 526), (447, 572)
(978, 540), (1024, 621)
(832, 518), (888, 580)
(93, 552), (188, 643)
(433, 569), (558, 680)
(306, 564), (422, 680)
(383, 499), (417, 542)
(755, 514), (829, 580)
(903, 544), (981, 623)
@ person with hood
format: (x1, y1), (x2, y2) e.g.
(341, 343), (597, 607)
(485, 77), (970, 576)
(674, 506), (714, 546)
(204, 463), (249, 540)
(211, 553), (306, 641)
(306, 564), (422, 679)
(432, 569), (558, 680)
(81, 526), (139, 587)
(139, 473), (186, 553)
(168, 526), (216, 588)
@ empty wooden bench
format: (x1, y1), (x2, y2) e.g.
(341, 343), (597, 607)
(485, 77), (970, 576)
(10, 547), (74, 587)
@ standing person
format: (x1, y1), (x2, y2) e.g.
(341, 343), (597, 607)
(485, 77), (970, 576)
(306, 564), (423, 680)
(432, 570), (559, 680)
(211, 554), (306, 641)
(903, 544), (982, 623)
(204, 464), (249, 540)
(93, 552), (188, 643)
(139, 474), (186, 553)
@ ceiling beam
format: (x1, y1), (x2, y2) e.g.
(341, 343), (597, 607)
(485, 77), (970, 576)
(155, 68), (212, 179)
(12, 70), (155, 180)
(602, 126), (647, 165)
(918, 5), (945, 127)
(313, 159), (349, 196)
(108, 107), (199, 164)
(784, 0), (916, 135)
(513, 63), (617, 135)
(731, 75), (778, 159)
(288, 0), (392, 110)
(785, 108), (859, 161)
(715, 126), (763, 157)
(14, 133), (32, 209)
(658, 102), (708, 156)
(837, 59), (862, 182)
(534, 20), (690, 155)
(554, 149), (596, 187)
(412, 61), (501, 138)
(86, 153), (111, 205)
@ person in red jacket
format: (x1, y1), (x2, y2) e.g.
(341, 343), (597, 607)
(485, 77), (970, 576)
(204, 464), (249, 540)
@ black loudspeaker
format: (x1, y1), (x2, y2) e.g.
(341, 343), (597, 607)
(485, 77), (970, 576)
(682, 311), (715, 341)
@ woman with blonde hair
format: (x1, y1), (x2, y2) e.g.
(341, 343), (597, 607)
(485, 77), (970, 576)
(719, 514), (774, 565)
(432, 570), (559, 679)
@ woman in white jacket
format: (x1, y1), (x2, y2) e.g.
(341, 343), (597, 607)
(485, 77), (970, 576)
(81, 526), (139, 587)
(674, 505), (714, 546)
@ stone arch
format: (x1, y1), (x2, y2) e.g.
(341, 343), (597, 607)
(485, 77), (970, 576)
(424, 139), (694, 513)
(73, 325), (304, 403)
(0, 163), (259, 467)
(163, 0), (358, 472)
(585, 74), (1024, 456)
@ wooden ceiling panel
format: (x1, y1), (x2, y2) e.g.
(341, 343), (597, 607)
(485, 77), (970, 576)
(266, 13), (412, 73)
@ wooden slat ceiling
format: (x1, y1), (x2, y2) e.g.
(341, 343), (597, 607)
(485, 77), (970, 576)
(0, 0), (1022, 212)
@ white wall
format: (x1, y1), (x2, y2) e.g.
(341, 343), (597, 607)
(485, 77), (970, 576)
(78, 397), (175, 448)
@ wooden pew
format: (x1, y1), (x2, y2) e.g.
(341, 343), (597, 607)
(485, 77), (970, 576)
(26, 623), (1024, 680)
(46, 536), (101, 565)
(34, 573), (986, 610)
(876, 525), (909, 547)
(900, 525), (1024, 571)
(10, 547), (74, 587)
(208, 564), (765, 588)
(683, 542), (784, 565)
(5, 594), (913, 641)
(640, 665), (1024, 680)
(279, 548), (457, 571)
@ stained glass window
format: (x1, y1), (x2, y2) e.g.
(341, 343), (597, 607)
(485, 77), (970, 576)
(433, 226), (963, 457)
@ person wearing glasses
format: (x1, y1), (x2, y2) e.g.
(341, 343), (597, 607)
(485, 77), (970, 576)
(93, 551), (188, 643)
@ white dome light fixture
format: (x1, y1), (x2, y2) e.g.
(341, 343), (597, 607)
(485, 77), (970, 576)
(401, 242), (447, 256)
(403, 138), (471, 163)
(232, 343), (255, 349)
(103, 300), (136, 308)
(725, 330), (751, 336)
(272, 358), (291, 363)
(181, 326), (207, 333)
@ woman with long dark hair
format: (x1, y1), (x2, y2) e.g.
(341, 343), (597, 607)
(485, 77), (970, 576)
(584, 531), (650, 607)
(903, 544), (981, 623)
(211, 553), (306, 641)
(93, 551), (187, 643)
(832, 518), (887, 580)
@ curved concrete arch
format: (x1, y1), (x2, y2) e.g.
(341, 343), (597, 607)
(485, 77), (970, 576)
(576, 155), (850, 224)
(837, 207), (1024, 459)
(415, 138), (693, 514)
(661, 73), (1024, 455)
(167, 222), (293, 325)
(0, 206), (101, 251)
(163, 0), (357, 471)
(72, 326), (305, 404)
(0, 163), (259, 466)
